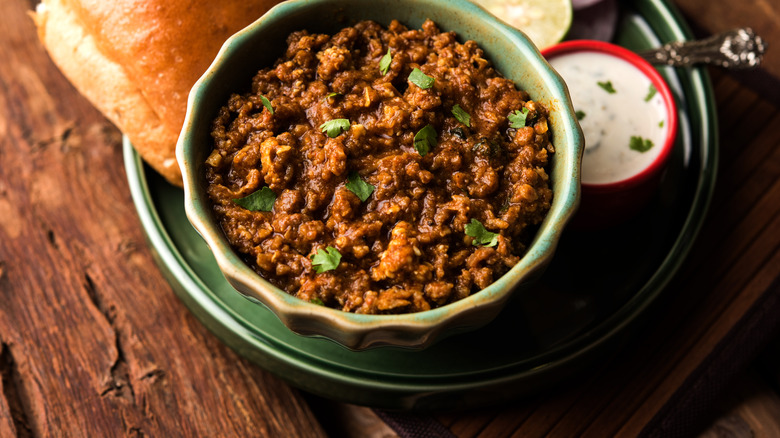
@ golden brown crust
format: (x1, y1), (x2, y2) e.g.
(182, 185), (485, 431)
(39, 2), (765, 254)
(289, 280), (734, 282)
(33, 0), (282, 186)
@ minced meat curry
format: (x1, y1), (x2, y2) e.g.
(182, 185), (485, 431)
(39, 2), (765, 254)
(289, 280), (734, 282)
(205, 19), (554, 314)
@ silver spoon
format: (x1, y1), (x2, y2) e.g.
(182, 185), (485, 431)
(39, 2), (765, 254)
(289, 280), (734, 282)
(638, 27), (767, 69)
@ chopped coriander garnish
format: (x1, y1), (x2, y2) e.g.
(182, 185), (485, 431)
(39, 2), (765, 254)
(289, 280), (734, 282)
(464, 218), (498, 247)
(345, 172), (375, 202)
(413, 124), (437, 156)
(659, 120), (665, 128)
(379, 49), (392, 75)
(409, 68), (434, 89)
(451, 104), (471, 127)
(259, 95), (274, 114)
(629, 135), (654, 153)
(597, 80), (616, 94)
(644, 84), (657, 102)
(320, 118), (351, 138)
(233, 186), (276, 212)
(311, 246), (342, 273)
(310, 297), (325, 306)
(326, 92), (341, 99)
(575, 110), (586, 120)
(508, 107), (531, 128)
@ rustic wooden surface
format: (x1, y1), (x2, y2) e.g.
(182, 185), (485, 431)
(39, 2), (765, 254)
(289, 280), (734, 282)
(428, 0), (780, 436)
(426, 0), (780, 435)
(0, 0), (325, 436)
(426, 70), (780, 438)
(1, 0), (779, 437)
(673, 0), (780, 79)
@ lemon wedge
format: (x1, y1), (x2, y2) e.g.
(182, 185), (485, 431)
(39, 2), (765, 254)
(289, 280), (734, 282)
(472, 0), (573, 50)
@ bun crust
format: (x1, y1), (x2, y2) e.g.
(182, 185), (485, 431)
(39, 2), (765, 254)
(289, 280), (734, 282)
(33, 0), (282, 186)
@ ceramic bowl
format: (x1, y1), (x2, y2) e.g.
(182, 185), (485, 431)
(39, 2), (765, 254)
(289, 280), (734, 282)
(177, 0), (584, 350)
(543, 40), (678, 229)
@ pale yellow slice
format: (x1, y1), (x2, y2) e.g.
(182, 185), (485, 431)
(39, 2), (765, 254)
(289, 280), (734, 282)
(472, 0), (573, 50)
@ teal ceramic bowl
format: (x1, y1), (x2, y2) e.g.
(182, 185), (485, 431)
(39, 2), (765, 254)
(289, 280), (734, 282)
(177, 0), (584, 350)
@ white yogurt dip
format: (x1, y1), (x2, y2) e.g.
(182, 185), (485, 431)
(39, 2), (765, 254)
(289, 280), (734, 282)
(549, 51), (669, 184)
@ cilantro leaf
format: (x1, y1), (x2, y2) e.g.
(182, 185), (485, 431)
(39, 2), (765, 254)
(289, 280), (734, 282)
(345, 172), (374, 202)
(409, 68), (434, 89)
(508, 107), (531, 128)
(320, 118), (351, 138)
(597, 80), (617, 94)
(451, 104), (471, 127)
(233, 186), (276, 212)
(659, 120), (665, 128)
(464, 218), (498, 247)
(644, 84), (657, 102)
(413, 124), (437, 156)
(310, 297), (325, 306)
(259, 95), (274, 114)
(629, 135), (654, 153)
(310, 246), (342, 273)
(379, 49), (392, 75)
(575, 110), (586, 120)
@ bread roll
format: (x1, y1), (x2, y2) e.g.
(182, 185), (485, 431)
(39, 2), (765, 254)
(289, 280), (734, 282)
(33, 0), (283, 186)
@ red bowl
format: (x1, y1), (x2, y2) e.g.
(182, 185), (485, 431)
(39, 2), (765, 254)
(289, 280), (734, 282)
(542, 40), (678, 229)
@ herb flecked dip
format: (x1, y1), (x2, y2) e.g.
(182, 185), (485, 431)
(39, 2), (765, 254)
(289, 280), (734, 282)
(205, 19), (554, 314)
(548, 51), (668, 184)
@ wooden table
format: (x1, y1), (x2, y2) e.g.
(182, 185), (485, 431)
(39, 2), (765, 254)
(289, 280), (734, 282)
(1, 0), (778, 436)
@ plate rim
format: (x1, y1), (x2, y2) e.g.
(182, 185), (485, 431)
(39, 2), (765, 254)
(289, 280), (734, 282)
(123, 0), (718, 409)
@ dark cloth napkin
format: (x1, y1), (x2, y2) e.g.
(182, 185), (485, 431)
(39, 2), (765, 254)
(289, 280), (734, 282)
(374, 410), (457, 438)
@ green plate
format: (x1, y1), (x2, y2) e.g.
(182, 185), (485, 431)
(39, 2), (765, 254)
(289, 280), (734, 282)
(124, 0), (716, 410)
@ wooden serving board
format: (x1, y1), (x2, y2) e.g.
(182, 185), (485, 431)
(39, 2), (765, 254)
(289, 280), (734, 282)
(2, 0), (779, 436)
(379, 0), (780, 436)
(426, 4), (780, 436)
(0, 0), (324, 435)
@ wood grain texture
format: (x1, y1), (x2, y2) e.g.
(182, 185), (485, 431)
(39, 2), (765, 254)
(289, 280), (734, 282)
(427, 2), (780, 436)
(305, 396), (398, 438)
(3, 0), (780, 436)
(672, 0), (779, 79)
(432, 52), (780, 438)
(0, 0), (325, 436)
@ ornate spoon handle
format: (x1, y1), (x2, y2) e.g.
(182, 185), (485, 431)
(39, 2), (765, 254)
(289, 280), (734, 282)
(638, 27), (767, 69)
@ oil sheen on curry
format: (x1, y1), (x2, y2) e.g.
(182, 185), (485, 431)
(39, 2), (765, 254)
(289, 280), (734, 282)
(205, 20), (554, 314)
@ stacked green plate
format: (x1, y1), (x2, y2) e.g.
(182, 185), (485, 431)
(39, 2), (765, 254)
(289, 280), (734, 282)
(124, 0), (717, 410)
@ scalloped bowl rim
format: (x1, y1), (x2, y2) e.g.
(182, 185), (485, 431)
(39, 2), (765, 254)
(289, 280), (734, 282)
(176, 0), (583, 350)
